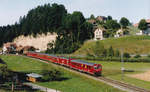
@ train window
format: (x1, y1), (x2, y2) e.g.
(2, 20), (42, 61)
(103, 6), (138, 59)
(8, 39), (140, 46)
(94, 66), (101, 69)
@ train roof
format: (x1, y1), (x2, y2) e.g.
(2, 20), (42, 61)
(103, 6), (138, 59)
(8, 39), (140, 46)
(71, 59), (96, 66)
(29, 51), (58, 58)
(59, 56), (70, 60)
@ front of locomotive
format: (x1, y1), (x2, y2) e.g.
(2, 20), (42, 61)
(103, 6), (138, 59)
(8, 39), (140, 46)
(93, 64), (102, 76)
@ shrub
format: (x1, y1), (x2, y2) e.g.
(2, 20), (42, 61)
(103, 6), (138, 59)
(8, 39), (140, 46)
(147, 54), (150, 58)
(41, 69), (63, 81)
(134, 54), (141, 58)
(123, 52), (130, 58)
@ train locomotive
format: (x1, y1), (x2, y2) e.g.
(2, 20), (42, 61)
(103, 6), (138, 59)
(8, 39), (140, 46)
(26, 51), (102, 76)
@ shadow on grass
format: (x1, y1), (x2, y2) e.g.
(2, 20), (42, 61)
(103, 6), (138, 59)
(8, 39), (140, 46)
(0, 84), (41, 92)
(0, 58), (7, 64)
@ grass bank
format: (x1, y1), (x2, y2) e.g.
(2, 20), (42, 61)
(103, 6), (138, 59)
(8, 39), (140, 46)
(74, 35), (150, 55)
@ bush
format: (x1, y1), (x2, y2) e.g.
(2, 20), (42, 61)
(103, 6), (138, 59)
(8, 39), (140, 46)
(123, 52), (130, 58)
(134, 54), (141, 58)
(41, 69), (63, 81)
(147, 54), (150, 58)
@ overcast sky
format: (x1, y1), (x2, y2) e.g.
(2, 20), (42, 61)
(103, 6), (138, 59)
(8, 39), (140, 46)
(0, 0), (150, 26)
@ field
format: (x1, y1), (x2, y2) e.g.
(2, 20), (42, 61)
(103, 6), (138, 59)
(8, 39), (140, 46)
(87, 60), (150, 90)
(0, 55), (123, 92)
(74, 35), (150, 55)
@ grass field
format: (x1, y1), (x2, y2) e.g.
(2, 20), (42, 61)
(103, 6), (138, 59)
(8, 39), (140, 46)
(74, 35), (150, 55)
(87, 60), (150, 90)
(0, 55), (123, 92)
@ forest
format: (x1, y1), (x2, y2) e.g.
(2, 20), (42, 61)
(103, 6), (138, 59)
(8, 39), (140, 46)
(0, 3), (93, 53)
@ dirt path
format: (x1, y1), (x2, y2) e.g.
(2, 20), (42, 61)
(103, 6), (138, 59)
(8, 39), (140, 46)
(24, 83), (61, 92)
(128, 70), (150, 82)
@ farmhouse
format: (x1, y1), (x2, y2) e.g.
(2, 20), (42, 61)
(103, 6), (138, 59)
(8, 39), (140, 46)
(2, 42), (17, 54)
(94, 28), (104, 40)
(114, 29), (124, 38)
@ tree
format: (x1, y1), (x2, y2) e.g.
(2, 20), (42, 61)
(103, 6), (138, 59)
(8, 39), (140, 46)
(92, 41), (105, 57)
(123, 52), (130, 58)
(138, 19), (147, 31)
(108, 46), (114, 58)
(104, 20), (120, 37)
(134, 54), (141, 58)
(115, 49), (120, 57)
(0, 65), (12, 82)
(90, 14), (95, 19)
(120, 17), (130, 28)
(42, 69), (62, 81)
(107, 16), (112, 20)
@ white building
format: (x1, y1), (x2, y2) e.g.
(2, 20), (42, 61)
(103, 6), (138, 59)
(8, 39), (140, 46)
(2, 46), (7, 54)
(94, 28), (104, 40)
(136, 30), (143, 35)
(114, 29), (123, 38)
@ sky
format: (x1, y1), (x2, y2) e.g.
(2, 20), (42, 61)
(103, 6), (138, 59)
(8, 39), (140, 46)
(0, 0), (150, 26)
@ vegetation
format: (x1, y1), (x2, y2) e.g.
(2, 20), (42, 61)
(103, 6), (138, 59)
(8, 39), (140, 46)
(0, 65), (13, 83)
(119, 17), (130, 29)
(138, 19), (148, 31)
(74, 35), (150, 55)
(123, 52), (130, 58)
(134, 54), (141, 58)
(86, 60), (150, 90)
(103, 19), (121, 37)
(0, 55), (123, 92)
(0, 3), (93, 54)
(41, 64), (63, 81)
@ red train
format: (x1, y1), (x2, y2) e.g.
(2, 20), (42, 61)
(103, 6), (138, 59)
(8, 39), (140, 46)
(26, 51), (102, 76)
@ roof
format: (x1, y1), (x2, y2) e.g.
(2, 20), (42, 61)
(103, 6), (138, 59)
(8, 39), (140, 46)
(96, 16), (107, 21)
(146, 19), (150, 23)
(60, 56), (69, 60)
(87, 19), (96, 24)
(71, 60), (95, 66)
(29, 51), (58, 58)
(27, 73), (42, 78)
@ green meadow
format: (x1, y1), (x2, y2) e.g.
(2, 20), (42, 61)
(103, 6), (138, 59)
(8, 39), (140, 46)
(0, 55), (123, 92)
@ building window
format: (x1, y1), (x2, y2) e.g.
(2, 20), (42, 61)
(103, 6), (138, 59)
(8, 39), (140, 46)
(96, 32), (99, 34)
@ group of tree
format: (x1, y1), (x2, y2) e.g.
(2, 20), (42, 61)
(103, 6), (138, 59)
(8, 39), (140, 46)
(89, 14), (131, 37)
(41, 64), (63, 81)
(0, 65), (13, 83)
(0, 3), (93, 54)
(88, 41), (131, 59)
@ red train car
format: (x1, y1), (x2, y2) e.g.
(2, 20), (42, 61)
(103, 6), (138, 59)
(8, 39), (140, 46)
(70, 60), (102, 75)
(26, 51), (102, 76)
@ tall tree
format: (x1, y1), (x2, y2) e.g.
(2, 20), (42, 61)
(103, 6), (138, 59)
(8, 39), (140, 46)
(120, 17), (130, 28)
(107, 16), (112, 20)
(90, 14), (95, 19)
(138, 19), (147, 31)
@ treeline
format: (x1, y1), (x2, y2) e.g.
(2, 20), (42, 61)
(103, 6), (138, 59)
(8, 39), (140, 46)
(0, 3), (93, 54)
(0, 3), (67, 46)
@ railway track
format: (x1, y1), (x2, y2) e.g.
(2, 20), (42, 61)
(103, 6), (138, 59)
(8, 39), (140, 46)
(98, 77), (150, 92)
(16, 54), (150, 92)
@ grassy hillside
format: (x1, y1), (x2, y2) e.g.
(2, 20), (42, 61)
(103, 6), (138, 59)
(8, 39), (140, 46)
(74, 35), (150, 55)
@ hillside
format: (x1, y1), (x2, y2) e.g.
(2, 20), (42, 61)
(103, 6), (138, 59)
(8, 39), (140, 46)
(13, 33), (57, 51)
(74, 35), (150, 55)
